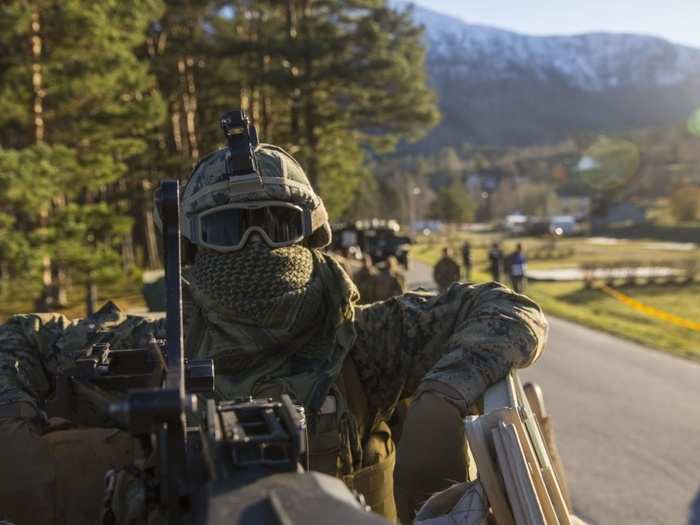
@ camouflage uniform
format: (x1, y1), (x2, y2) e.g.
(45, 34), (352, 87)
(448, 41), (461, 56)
(354, 264), (381, 305)
(0, 141), (548, 525)
(433, 255), (461, 294)
(0, 274), (546, 523)
(373, 261), (405, 302)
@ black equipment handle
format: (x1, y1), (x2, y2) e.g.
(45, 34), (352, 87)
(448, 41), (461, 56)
(220, 109), (259, 177)
(162, 180), (185, 396)
(109, 181), (191, 524)
(159, 179), (189, 524)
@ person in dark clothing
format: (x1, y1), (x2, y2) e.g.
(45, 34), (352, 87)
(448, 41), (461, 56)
(508, 243), (527, 293)
(461, 241), (472, 282)
(488, 242), (504, 282)
(432, 247), (461, 294)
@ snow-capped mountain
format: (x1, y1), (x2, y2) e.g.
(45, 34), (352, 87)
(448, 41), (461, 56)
(395, 2), (700, 147)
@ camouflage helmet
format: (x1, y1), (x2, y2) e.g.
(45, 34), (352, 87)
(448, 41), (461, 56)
(176, 143), (331, 249)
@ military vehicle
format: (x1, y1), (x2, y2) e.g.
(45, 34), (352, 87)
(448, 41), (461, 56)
(332, 219), (412, 269)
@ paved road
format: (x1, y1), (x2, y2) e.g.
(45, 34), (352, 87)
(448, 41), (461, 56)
(406, 261), (700, 525)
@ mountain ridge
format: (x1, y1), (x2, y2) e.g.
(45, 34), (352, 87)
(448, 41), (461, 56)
(393, 1), (700, 147)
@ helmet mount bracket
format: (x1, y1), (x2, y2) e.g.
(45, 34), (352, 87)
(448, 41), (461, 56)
(220, 109), (260, 178)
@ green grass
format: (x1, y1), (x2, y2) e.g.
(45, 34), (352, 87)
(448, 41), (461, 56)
(412, 234), (700, 362)
(527, 282), (700, 361)
(0, 276), (148, 323)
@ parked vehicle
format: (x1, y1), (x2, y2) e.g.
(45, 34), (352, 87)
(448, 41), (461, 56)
(332, 219), (412, 269)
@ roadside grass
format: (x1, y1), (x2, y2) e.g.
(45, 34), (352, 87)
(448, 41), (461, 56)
(411, 235), (700, 361)
(414, 232), (700, 268)
(527, 281), (700, 362)
(0, 277), (148, 323)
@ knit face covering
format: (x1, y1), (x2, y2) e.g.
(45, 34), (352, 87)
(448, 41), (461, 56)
(186, 242), (358, 411)
(190, 239), (315, 320)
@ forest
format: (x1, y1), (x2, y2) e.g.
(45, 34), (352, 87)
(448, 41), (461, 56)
(0, 0), (439, 310)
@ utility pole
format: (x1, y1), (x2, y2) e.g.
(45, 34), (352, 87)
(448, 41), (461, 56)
(409, 186), (421, 233)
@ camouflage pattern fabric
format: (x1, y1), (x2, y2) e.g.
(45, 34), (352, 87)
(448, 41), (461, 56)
(353, 282), (546, 423)
(179, 144), (331, 248)
(329, 253), (356, 282)
(182, 144), (320, 213)
(0, 306), (167, 414)
(353, 265), (381, 305)
(372, 268), (405, 302)
(433, 255), (461, 293)
(0, 251), (546, 524)
(0, 253), (546, 425)
(185, 250), (357, 411)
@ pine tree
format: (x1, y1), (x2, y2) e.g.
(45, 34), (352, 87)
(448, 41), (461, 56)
(209, 0), (439, 217)
(0, 0), (439, 312)
(0, 0), (165, 311)
(429, 178), (476, 224)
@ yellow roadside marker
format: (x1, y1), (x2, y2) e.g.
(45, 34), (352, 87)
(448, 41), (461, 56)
(599, 285), (700, 332)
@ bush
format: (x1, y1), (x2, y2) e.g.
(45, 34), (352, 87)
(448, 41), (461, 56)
(491, 181), (559, 218)
(429, 179), (476, 224)
(669, 186), (700, 222)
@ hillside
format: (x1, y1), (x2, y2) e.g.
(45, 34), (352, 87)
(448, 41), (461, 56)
(396, 2), (700, 148)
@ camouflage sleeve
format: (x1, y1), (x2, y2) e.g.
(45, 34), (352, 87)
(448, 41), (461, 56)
(351, 282), (548, 418)
(0, 301), (166, 416)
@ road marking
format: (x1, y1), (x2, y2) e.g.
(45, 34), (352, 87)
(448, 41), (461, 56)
(599, 285), (700, 332)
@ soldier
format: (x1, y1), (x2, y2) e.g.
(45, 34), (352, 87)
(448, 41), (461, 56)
(461, 241), (472, 282)
(373, 256), (406, 301)
(332, 250), (357, 282)
(488, 242), (504, 282)
(432, 247), (461, 294)
(508, 243), (528, 293)
(354, 253), (380, 304)
(0, 132), (547, 525)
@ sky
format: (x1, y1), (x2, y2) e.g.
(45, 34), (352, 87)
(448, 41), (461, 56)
(409, 0), (700, 48)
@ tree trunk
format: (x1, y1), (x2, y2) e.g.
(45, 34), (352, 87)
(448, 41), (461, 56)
(286, 1), (301, 140)
(50, 193), (68, 307)
(30, 7), (45, 144)
(300, 0), (319, 188)
(143, 180), (160, 268)
(258, 6), (271, 140)
(179, 57), (199, 160)
(118, 179), (136, 270)
(122, 232), (135, 271)
(170, 102), (183, 153)
(30, 5), (56, 311)
(85, 274), (98, 317)
(0, 262), (9, 296)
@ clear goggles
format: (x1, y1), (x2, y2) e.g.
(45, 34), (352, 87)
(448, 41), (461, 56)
(192, 201), (313, 252)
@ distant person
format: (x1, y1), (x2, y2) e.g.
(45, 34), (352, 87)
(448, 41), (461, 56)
(433, 247), (461, 294)
(488, 242), (504, 282)
(461, 241), (472, 281)
(354, 254), (380, 304)
(374, 255), (406, 300)
(332, 250), (356, 280)
(509, 243), (528, 293)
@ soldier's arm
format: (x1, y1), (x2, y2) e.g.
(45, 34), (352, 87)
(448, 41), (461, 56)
(352, 282), (547, 418)
(0, 302), (165, 420)
(0, 312), (71, 413)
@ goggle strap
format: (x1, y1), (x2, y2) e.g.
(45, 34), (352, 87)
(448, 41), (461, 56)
(227, 173), (264, 193)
